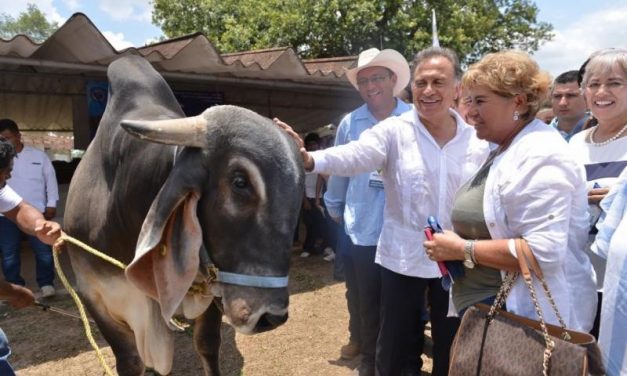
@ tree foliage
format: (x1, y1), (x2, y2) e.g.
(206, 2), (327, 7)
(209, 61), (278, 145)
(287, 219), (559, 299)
(0, 3), (58, 43)
(152, 0), (553, 64)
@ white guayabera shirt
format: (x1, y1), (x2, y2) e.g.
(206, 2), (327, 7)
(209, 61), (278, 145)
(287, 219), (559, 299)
(311, 108), (489, 278)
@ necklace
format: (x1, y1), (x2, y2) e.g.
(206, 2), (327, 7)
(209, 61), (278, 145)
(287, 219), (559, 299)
(587, 122), (627, 146)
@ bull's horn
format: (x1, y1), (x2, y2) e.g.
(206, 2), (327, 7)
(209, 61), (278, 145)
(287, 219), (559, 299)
(120, 115), (208, 148)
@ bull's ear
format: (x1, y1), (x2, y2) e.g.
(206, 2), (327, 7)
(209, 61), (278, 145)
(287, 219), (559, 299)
(125, 173), (203, 325)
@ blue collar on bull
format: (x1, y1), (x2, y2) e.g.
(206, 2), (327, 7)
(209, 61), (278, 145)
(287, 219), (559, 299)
(200, 245), (289, 289)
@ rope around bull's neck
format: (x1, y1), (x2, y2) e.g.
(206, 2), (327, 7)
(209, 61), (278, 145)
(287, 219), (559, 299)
(53, 234), (117, 376)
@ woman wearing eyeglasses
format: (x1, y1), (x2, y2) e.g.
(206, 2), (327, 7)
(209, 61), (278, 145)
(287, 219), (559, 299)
(568, 48), (627, 340)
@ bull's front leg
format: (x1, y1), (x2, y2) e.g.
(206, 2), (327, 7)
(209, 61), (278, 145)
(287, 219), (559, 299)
(193, 300), (223, 375)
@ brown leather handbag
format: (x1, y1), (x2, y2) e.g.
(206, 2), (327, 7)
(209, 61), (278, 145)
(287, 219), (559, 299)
(448, 239), (604, 376)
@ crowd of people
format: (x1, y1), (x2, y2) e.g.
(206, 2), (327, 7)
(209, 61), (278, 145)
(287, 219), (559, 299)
(278, 46), (627, 376)
(0, 40), (625, 376)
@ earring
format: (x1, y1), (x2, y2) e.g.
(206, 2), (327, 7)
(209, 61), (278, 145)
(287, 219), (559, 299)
(513, 111), (520, 121)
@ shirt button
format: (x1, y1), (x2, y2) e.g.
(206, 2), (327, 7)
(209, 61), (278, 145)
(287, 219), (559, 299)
(548, 214), (555, 220)
(489, 223), (495, 227)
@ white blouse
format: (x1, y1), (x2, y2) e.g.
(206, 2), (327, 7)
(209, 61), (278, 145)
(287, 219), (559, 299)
(484, 119), (597, 331)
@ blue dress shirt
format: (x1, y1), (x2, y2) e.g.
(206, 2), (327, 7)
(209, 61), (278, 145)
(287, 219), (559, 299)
(323, 99), (412, 246)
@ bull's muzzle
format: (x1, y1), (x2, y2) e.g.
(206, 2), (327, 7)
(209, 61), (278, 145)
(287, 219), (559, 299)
(254, 311), (289, 333)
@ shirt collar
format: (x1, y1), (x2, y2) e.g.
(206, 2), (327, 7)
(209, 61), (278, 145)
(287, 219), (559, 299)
(355, 98), (409, 121)
(551, 114), (588, 140)
(410, 108), (470, 135)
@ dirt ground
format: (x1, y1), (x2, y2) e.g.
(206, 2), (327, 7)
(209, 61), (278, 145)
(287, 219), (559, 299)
(2, 246), (433, 375)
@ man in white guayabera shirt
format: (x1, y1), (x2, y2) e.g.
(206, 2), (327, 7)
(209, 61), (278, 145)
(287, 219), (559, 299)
(276, 47), (490, 376)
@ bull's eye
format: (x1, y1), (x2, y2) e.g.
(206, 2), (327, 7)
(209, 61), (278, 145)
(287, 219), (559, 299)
(232, 175), (248, 190)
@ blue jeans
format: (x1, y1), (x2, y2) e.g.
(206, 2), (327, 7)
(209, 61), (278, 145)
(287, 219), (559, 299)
(0, 328), (15, 376)
(0, 217), (54, 287)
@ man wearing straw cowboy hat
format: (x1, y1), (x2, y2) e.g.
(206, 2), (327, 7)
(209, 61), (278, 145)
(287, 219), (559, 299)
(323, 47), (411, 375)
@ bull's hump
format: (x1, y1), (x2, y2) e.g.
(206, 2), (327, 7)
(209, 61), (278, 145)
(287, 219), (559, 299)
(108, 56), (177, 109)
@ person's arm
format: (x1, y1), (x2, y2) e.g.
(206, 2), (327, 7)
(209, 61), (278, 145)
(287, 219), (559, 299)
(425, 154), (579, 272)
(4, 201), (62, 246)
(42, 154), (59, 219)
(324, 176), (347, 224)
(274, 117), (389, 176)
(322, 119), (350, 223)
(315, 174), (327, 208)
(0, 279), (34, 309)
(424, 230), (519, 272)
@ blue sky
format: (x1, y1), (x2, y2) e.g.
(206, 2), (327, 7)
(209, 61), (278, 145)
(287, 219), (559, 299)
(2, 0), (626, 78)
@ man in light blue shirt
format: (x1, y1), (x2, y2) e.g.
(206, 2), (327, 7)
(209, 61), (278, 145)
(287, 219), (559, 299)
(324, 48), (411, 376)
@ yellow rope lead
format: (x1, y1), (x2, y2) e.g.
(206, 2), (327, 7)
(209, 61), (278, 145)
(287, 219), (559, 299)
(53, 234), (121, 376)
(60, 235), (127, 270)
(53, 234), (204, 375)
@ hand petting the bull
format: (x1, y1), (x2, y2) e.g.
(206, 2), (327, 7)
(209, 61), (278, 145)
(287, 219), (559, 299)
(273, 118), (314, 171)
(423, 230), (466, 262)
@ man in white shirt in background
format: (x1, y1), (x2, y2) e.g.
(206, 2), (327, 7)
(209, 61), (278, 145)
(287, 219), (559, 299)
(0, 136), (62, 375)
(0, 119), (59, 298)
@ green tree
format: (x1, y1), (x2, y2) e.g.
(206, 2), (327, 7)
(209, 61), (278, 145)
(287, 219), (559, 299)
(0, 3), (59, 43)
(151, 0), (553, 64)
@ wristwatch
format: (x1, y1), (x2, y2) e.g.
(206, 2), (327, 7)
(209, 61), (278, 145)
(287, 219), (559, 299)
(463, 240), (476, 269)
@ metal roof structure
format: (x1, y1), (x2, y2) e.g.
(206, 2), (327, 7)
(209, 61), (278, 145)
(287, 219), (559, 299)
(0, 13), (362, 148)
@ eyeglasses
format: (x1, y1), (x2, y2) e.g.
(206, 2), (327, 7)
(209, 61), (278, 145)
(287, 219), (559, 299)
(356, 74), (391, 87)
(585, 81), (626, 92)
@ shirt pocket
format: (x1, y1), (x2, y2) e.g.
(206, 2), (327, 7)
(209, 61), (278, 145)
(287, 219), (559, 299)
(400, 167), (429, 224)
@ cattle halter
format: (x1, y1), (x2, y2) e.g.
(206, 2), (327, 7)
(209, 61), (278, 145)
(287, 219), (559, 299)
(200, 246), (289, 289)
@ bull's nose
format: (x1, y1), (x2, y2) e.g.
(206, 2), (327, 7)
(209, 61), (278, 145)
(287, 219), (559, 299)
(253, 312), (288, 333)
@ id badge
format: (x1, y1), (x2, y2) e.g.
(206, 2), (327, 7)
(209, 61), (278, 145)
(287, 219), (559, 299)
(368, 171), (384, 189)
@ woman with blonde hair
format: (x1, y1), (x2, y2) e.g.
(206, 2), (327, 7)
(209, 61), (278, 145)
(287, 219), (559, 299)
(424, 50), (597, 331)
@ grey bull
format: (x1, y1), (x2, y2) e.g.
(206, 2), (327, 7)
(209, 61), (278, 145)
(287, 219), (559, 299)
(63, 55), (304, 375)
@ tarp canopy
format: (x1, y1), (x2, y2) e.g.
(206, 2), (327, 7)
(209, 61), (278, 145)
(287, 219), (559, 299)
(0, 13), (363, 136)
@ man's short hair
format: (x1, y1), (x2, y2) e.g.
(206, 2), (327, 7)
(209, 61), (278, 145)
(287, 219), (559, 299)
(0, 119), (19, 134)
(0, 137), (16, 170)
(411, 47), (463, 81)
(553, 70), (580, 86)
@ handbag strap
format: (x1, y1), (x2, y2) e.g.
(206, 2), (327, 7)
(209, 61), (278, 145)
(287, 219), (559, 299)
(514, 238), (556, 376)
(516, 238), (571, 338)
(485, 238), (573, 376)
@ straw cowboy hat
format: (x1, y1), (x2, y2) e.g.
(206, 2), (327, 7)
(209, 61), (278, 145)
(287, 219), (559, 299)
(345, 48), (411, 96)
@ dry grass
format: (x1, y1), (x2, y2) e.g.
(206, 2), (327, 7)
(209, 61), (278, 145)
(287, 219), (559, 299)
(2, 250), (432, 375)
